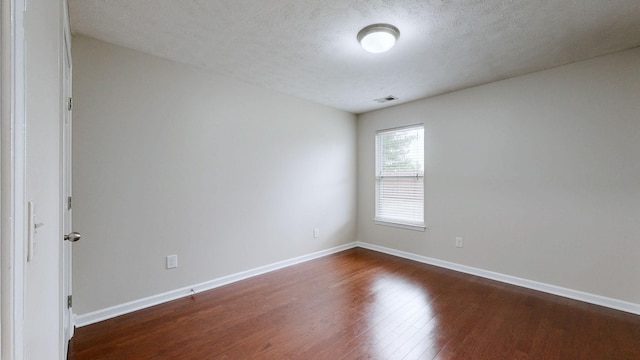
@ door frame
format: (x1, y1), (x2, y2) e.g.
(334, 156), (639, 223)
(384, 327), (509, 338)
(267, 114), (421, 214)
(1, 0), (27, 359)
(60, 0), (74, 353)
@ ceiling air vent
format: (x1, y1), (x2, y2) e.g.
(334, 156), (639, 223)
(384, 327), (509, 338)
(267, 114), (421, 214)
(374, 95), (398, 103)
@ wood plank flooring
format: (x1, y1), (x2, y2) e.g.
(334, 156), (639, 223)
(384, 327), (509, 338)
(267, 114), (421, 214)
(68, 248), (640, 359)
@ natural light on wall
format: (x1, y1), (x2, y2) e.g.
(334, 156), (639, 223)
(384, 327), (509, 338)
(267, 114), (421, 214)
(375, 124), (425, 230)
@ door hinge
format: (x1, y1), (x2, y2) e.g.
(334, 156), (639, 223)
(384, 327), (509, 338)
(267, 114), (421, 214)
(67, 196), (72, 210)
(67, 295), (72, 308)
(67, 97), (73, 111)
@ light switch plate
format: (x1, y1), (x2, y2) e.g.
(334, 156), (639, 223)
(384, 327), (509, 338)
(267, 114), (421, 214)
(166, 254), (178, 269)
(27, 201), (35, 262)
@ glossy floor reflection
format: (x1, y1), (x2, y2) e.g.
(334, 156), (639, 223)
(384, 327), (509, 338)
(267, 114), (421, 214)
(369, 275), (436, 359)
(69, 248), (640, 359)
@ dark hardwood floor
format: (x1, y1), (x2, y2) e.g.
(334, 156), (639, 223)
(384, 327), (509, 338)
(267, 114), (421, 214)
(68, 248), (640, 359)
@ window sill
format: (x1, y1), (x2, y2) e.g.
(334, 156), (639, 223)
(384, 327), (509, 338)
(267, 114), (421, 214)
(374, 219), (426, 232)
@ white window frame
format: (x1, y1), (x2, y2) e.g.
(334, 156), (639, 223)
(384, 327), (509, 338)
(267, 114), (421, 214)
(374, 124), (426, 231)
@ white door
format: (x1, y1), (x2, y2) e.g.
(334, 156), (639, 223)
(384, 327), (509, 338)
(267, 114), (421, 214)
(61, 14), (77, 355)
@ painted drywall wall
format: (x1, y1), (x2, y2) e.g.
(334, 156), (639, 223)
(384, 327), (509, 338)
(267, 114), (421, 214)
(23, 0), (65, 358)
(72, 36), (357, 315)
(357, 48), (640, 305)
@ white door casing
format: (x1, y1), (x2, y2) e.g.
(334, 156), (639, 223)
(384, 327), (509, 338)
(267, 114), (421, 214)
(1, 0), (28, 359)
(61, 0), (74, 355)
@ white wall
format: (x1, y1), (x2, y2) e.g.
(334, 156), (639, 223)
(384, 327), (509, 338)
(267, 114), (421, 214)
(72, 36), (357, 315)
(358, 48), (640, 305)
(23, 0), (65, 358)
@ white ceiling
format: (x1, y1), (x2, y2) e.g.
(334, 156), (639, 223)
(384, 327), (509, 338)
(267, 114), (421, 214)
(69, 0), (640, 114)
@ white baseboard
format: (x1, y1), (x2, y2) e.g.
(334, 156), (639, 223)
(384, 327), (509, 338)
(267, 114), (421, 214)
(76, 240), (639, 327)
(75, 242), (358, 327)
(356, 241), (640, 316)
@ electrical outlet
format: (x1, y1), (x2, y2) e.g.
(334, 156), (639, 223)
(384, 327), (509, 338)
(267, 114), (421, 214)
(166, 254), (178, 269)
(313, 228), (320, 238)
(455, 237), (463, 248)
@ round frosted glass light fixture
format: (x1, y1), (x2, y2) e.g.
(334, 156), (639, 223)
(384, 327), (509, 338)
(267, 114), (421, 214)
(357, 23), (400, 53)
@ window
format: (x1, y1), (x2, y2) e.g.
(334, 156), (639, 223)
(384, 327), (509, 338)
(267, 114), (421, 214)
(375, 124), (425, 230)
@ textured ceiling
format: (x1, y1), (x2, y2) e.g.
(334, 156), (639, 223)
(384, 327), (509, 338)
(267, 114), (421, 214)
(69, 0), (640, 114)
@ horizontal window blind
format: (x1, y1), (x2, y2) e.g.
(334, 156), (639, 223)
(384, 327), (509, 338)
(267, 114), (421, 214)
(375, 124), (424, 227)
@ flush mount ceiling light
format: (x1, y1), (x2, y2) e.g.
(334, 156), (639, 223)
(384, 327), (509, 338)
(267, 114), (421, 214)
(357, 23), (400, 54)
